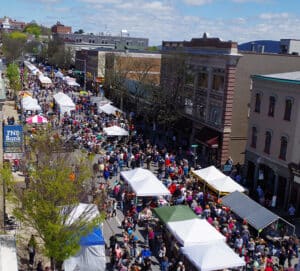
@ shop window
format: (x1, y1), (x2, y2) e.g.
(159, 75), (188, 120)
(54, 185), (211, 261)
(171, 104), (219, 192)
(284, 98), (293, 121)
(254, 93), (261, 113)
(212, 74), (224, 91)
(268, 96), (276, 117)
(251, 127), (257, 148)
(264, 131), (272, 154)
(279, 136), (288, 160)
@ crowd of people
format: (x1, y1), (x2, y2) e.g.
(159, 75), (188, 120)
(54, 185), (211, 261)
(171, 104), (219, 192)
(15, 63), (300, 271)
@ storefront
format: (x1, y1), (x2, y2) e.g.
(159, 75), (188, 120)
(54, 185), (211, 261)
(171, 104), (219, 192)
(245, 150), (291, 210)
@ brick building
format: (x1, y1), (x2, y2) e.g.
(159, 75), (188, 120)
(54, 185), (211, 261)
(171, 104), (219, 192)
(161, 34), (241, 166)
(51, 21), (72, 34)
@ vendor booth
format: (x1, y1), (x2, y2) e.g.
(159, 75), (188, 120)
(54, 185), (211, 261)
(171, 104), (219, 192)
(21, 96), (42, 112)
(99, 103), (122, 115)
(38, 74), (52, 86)
(181, 242), (245, 271)
(103, 126), (129, 137)
(121, 168), (170, 197)
(166, 218), (226, 246)
(64, 76), (80, 87)
(24, 61), (39, 75)
(63, 203), (106, 271)
(53, 92), (76, 116)
(192, 166), (245, 196)
(153, 205), (198, 224)
(26, 115), (48, 124)
(221, 191), (295, 235)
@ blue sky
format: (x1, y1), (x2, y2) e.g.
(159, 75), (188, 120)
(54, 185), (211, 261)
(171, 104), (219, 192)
(1, 0), (300, 45)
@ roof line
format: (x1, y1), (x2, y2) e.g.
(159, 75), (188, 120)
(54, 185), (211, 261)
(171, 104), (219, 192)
(252, 74), (300, 85)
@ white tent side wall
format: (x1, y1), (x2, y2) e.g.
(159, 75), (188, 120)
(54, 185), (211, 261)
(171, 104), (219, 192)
(0, 235), (18, 271)
(63, 245), (106, 271)
(53, 92), (76, 115)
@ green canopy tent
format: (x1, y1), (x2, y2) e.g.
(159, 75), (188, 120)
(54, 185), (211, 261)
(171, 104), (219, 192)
(153, 205), (198, 225)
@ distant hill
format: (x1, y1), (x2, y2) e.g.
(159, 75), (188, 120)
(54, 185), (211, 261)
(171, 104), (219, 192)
(238, 40), (280, 54)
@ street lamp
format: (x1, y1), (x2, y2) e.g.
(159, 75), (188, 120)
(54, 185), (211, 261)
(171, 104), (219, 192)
(76, 58), (86, 91)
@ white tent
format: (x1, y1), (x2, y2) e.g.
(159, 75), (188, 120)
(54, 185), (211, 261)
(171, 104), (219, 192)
(192, 165), (225, 181)
(63, 204), (106, 271)
(64, 76), (80, 87)
(192, 165), (245, 195)
(21, 96), (42, 111)
(99, 103), (122, 115)
(0, 235), (18, 271)
(209, 176), (245, 194)
(38, 74), (52, 85)
(24, 61), (40, 75)
(181, 242), (245, 271)
(167, 218), (226, 246)
(103, 125), (129, 136)
(53, 92), (76, 115)
(121, 168), (171, 197)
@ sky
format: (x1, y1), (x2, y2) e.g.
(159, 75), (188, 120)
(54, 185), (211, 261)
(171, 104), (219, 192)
(1, 0), (300, 45)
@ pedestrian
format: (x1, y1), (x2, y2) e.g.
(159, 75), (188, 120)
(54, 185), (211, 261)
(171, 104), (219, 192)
(112, 200), (118, 217)
(36, 260), (43, 271)
(28, 235), (37, 267)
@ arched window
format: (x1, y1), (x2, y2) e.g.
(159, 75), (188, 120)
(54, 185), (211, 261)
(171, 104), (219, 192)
(251, 127), (257, 148)
(279, 136), (288, 160)
(268, 96), (276, 117)
(264, 131), (272, 154)
(254, 93), (261, 113)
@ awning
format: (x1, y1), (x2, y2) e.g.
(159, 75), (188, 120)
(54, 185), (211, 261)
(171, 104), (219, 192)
(221, 191), (279, 231)
(195, 127), (220, 148)
(206, 136), (219, 148)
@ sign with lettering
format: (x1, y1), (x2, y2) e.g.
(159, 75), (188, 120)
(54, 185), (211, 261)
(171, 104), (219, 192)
(3, 125), (23, 153)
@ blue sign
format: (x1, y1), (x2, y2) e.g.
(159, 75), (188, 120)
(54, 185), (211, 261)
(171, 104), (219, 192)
(3, 125), (23, 152)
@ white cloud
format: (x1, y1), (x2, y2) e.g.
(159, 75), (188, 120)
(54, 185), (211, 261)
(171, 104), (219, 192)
(259, 12), (289, 20)
(183, 0), (213, 5)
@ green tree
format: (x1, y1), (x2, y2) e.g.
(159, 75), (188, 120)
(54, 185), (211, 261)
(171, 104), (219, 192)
(13, 131), (104, 270)
(74, 29), (84, 34)
(6, 63), (22, 96)
(2, 31), (27, 63)
(24, 23), (42, 38)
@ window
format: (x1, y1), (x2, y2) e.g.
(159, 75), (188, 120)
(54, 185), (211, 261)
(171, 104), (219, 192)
(284, 98), (293, 121)
(264, 131), (272, 154)
(254, 93), (261, 113)
(212, 74), (225, 91)
(279, 136), (288, 160)
(185, 71), (195, 86)
(209, 106), (221, 125)
(198, 72), (208, 88)
(251, 127), (257, 148)
(268, 96), (276, 117)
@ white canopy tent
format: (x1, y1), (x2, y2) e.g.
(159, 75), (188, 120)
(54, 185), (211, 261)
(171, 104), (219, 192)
(166, 218), (226, 246)
(121, 168), (171, 197)
(209, 176), (245, 194)
(0, 235), (18, 271)
(55, 71), (64, 79)
(38, 74), (52, 85)
(53, 92), (76, 115)
(24, 61), (40, 75)
(99, 103), (122, 115)
(64, 76), (80, 87)
(192, 165), (245, 195)
(103, 125), (129, 137)
(192, 165), (225, 181)
(181, 242), (245, 271)
(21, 96), (42, 111)
(63, 203), (106, 271)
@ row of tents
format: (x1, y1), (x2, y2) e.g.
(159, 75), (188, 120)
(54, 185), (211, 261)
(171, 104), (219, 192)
(153, 205), (245, 271)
